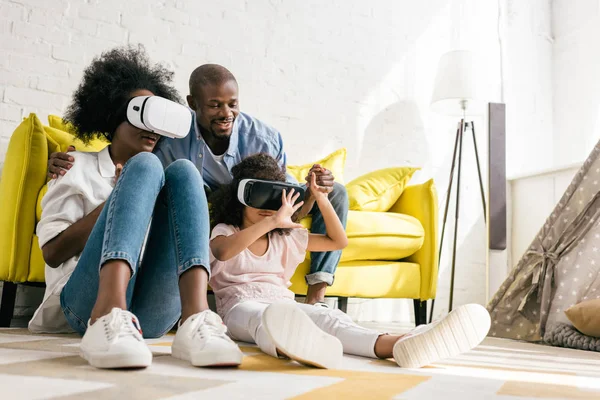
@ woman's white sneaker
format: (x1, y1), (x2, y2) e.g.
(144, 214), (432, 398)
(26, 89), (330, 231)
(171, 310), (243, 367)
(393, 303), (491, 368)
(262, 301), (343, 369)
(80, 308), (152, 369)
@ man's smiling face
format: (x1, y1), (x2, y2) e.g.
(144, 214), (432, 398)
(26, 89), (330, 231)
(189, 79), (240, 140)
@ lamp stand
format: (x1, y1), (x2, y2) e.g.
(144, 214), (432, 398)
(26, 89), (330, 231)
(429, 118), (487, 322)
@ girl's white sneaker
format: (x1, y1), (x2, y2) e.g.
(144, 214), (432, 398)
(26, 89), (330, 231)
(172, 310), (243, 367)
(262, 301), (343, 369)
(393, 303), (491, 368)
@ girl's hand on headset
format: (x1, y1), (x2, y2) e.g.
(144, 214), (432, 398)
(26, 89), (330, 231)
(272, 189), (304, 229)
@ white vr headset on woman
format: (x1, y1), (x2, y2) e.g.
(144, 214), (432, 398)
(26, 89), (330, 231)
(126, 96), (191, 139)
(238, 179), (306, 211)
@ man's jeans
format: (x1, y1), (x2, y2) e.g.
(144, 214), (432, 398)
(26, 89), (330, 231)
(306, 182), (349, 286)
(60, 153), (210, 338)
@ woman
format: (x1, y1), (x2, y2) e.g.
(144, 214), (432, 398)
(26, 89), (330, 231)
(30, 45), (243, 369)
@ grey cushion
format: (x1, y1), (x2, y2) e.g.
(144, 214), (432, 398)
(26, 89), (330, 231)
(544, 323), (600, 351)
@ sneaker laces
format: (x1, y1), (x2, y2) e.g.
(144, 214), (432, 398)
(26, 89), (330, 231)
(187, 311), (228, 341)
(104, 309), (141, 343)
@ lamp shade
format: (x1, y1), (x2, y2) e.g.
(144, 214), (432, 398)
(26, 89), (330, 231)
(430, 50), (486, 116)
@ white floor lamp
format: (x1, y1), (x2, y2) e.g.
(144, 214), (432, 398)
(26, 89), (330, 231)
(429, 50), (488, 320)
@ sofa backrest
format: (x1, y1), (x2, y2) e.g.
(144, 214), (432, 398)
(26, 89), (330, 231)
(0, 114), (107, 282)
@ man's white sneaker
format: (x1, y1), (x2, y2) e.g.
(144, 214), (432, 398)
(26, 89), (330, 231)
(262, 301), (343, 369)
(393, 303), (491, 368)
(80, 308), (152, 369)
(171, 310), (243, 367)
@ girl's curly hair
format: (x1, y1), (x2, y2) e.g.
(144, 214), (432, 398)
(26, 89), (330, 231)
(63, 44), (182, 143)
(209, 153), (292, 235)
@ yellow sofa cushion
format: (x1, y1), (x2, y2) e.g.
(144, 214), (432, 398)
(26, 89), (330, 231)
(346, 167), (419, 212)
(46, 116), (108, 153)
(28, 236), (45, 283)
(287, 148), (347, 185)
(298, 210), (424, 263)
(48, 114), (75, 133)
(289, 260), (421, 299)
(0, 114), (48, 282)
(35, 184), (48, 223)
(343, 211), (423, 262)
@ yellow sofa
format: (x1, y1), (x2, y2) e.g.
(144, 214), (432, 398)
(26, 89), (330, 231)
(0, 114), (439, 326)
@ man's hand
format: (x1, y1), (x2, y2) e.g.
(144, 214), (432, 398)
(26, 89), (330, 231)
(47, 145), (76, 179)
(292, 165), (335, 222)
(305, 164), (334, 194)
(307, 171), (329, 201)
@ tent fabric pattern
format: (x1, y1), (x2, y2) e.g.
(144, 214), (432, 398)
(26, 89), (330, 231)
(487, 142), (600, 345)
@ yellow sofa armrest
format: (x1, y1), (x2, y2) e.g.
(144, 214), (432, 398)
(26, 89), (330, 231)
(0, 114), (48, 282)
(388, 179), (438, 300)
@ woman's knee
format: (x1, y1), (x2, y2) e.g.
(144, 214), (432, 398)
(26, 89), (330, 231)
(164, 160), (207, 208)
(124, 152), (164, 181)
(164, 159), (203, 184)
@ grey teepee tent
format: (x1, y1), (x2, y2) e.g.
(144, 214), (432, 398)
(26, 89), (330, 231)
(488, 141), (600, 350)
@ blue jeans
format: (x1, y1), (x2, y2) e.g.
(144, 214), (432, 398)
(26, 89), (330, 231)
(60, 153), (210, 338)
(306, 182), (349, 286)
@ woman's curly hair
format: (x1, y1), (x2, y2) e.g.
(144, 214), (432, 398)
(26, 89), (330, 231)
(210, 153), (292, 235)
(63, 44), (182, 143)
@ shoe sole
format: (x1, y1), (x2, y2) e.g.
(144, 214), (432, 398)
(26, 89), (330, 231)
(262, 301), (343, 369)
(80, 348), (152, 369)
(393, 303), (491, 369)
(171, 345), (243, 367)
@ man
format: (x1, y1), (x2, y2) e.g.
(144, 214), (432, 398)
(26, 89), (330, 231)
(48, 64), (348, 305)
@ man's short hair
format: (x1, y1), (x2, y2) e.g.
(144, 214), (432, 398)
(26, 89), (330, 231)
(189, 64), (237, 96)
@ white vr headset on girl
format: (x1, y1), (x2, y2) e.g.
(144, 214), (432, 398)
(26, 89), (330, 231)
(126, 96), (192, 139)
(238, 179), (306, 211)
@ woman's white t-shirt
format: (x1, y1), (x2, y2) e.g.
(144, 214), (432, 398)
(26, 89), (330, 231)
(29, 147), (115, 333)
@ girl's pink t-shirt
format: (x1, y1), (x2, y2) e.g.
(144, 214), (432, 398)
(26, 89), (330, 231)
(209, 223), (309, 319)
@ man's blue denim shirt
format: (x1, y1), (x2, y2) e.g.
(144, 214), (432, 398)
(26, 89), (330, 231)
(154, 110), (297, 191)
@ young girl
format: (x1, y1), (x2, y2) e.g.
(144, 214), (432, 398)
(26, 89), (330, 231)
(209, 154), (491, 369)
(32, 45), (242, 369)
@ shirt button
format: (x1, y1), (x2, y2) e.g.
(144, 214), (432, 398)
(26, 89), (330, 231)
(198, 153), (203, 158)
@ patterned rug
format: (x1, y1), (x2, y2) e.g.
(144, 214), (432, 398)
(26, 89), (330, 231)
(1, 328), (600, 399)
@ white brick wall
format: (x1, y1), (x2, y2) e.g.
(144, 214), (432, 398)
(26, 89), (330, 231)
(495, 0), (553, 281)
(501, 0), (600, 295)
(501, 0), (600, 177)
(0, 0), (508, 322)
(552, 0), (600, 168)
(501, 0), (554, 179)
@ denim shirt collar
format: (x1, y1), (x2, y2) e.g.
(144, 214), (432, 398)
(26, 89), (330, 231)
(192, 110), (239, 158)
